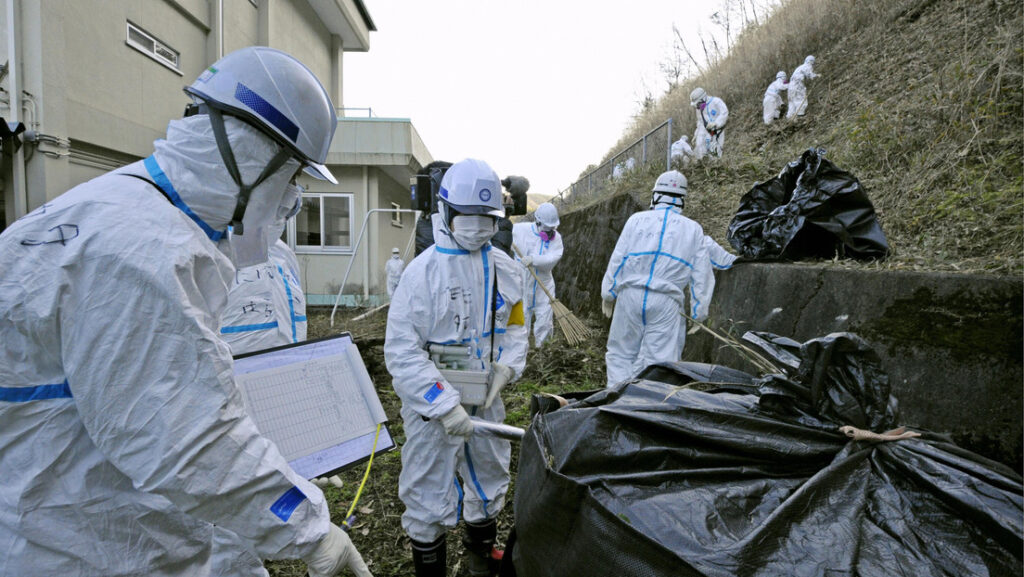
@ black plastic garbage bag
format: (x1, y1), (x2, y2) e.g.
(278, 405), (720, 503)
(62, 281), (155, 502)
(727, 148), (890, 260)
(512, 333), (1022, 577)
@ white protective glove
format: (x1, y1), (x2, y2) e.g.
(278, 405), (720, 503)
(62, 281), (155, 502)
(602, 299), (615, 319)
(305, 523), (373, 577)
(520, 255), (535, 268)
(439, 405), (475, 438)
(483, 362), (516, 409)
(311, 475), (344, 489)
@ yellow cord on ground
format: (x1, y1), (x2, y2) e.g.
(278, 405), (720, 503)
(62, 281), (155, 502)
(342, 422), (382, 530)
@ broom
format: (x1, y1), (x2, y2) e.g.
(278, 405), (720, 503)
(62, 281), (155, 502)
(512, 243), (593, 346)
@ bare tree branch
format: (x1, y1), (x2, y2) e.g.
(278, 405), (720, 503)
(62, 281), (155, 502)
(673, 23), (705, 76)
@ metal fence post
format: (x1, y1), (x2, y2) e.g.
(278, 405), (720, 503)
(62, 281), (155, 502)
(666, 117), (673, 170)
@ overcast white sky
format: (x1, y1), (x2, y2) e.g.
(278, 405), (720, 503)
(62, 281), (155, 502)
(344, 1), (724, 199)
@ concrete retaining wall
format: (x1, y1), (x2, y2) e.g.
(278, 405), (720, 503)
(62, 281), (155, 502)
(554, 193), (1023, 468)
(688, 263), (1022, 469)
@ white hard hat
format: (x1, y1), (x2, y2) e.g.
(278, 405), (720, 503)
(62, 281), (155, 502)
(185, 47), (338, 184)
(777, 70), (787, 80)
(805, 55), (815, 64)
(535, 202), (560, 228)
(392, 247), (400, 254)
(652, 170), (688, 197)
(438, 158), (505, 219)
(689, 87), (707, 106)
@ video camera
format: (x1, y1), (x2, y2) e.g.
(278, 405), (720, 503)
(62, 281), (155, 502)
(500, 175), (530, 216)
(411, 161), (529, 217)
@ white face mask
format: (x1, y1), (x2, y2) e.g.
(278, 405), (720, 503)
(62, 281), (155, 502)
(226, 180), (303, 268)
(451, 215), (497, 251)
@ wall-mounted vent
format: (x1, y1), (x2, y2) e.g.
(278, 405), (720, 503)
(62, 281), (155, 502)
(126, 21), (180, 72)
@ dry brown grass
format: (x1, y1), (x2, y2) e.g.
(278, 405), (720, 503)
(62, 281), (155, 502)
(589, 0), (1023, 275)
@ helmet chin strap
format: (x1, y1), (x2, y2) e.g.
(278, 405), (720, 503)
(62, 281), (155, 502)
(652, 193), (685, 212)
(204, 105), (295, 235)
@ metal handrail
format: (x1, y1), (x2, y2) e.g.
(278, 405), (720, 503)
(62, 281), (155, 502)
(329, 207), (421, 326)
(555, 118), (674, 208)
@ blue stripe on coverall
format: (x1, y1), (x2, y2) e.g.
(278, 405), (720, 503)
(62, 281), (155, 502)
(277, 264), (302, 342)
(0, 380), (72, 402)
(641, 208), (672, 326)
(144, 156), (225, 242)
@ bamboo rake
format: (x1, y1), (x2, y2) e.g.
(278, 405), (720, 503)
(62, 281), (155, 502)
(512, 243), (593, 346)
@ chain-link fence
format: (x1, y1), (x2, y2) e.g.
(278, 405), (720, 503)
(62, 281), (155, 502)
(555, 119), (675, 210)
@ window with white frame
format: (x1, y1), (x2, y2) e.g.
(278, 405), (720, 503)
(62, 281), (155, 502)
(391, 202), (403, 227)
(296, 193), (353, 251)
(126, 21), (180, 72)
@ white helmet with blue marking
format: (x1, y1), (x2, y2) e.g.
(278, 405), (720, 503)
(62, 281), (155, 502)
(185, 46), (337, 184)
(437, 158), (505, 221)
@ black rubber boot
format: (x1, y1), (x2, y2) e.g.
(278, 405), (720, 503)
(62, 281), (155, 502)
(462, 518), (503, 577)
(411, 534), (447, 577)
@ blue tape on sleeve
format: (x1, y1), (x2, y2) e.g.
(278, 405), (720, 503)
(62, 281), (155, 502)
(424, 382), (445, 404)
(0, 380), (72, 402)
(269, 486), (308, 522)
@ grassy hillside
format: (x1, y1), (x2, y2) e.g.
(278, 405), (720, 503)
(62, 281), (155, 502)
(584, 0), (1022, 274)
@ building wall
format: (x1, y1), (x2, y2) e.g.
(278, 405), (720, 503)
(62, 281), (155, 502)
(376, 172), (417, 284)
(0, 0), (409, 303)
(224, 0), (260, 55)
(0, 0), (343, 215)
(296, 165), (367, 305)
(296, 166), (419, 305)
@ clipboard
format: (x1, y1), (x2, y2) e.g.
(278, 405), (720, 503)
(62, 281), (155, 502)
(233, 332), (395, 479)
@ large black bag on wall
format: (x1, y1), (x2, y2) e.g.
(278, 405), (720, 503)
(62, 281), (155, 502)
(727, 148), (890, 260)
(512, 333), (1022, 577)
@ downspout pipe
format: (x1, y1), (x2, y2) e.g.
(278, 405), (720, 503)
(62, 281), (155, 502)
(217, 0), (223, 59)
(6, 0), (27, 221)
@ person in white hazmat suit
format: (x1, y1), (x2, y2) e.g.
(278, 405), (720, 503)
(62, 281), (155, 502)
(787, 55), (820, 118)
(690, 87), (729, 159)
(670, 135), (696, 167)
(386, 247), (406, 299)
(384, 159), (528, 577)
(221, 234), (308, 353)
(600, 170), (716, 387)
(763, 71), (790, 125)
(0, 47), (371, 577)
(512, 202), (563, 347)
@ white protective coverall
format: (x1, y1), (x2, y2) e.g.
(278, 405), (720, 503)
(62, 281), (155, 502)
(693, 96), (729, 159)
(787, 57), (819, 118)
(512, 221), (564, 346)
(221, 239), (307, 354)
(386, 254), (406, 298)
(383, 214), (528, 543)
(0, 116), (331, 576)
(601, 205), (715, 387)
(763, 76), (790, 124)
(704, 235), (738, 271)
(670, 135), (696, 167)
